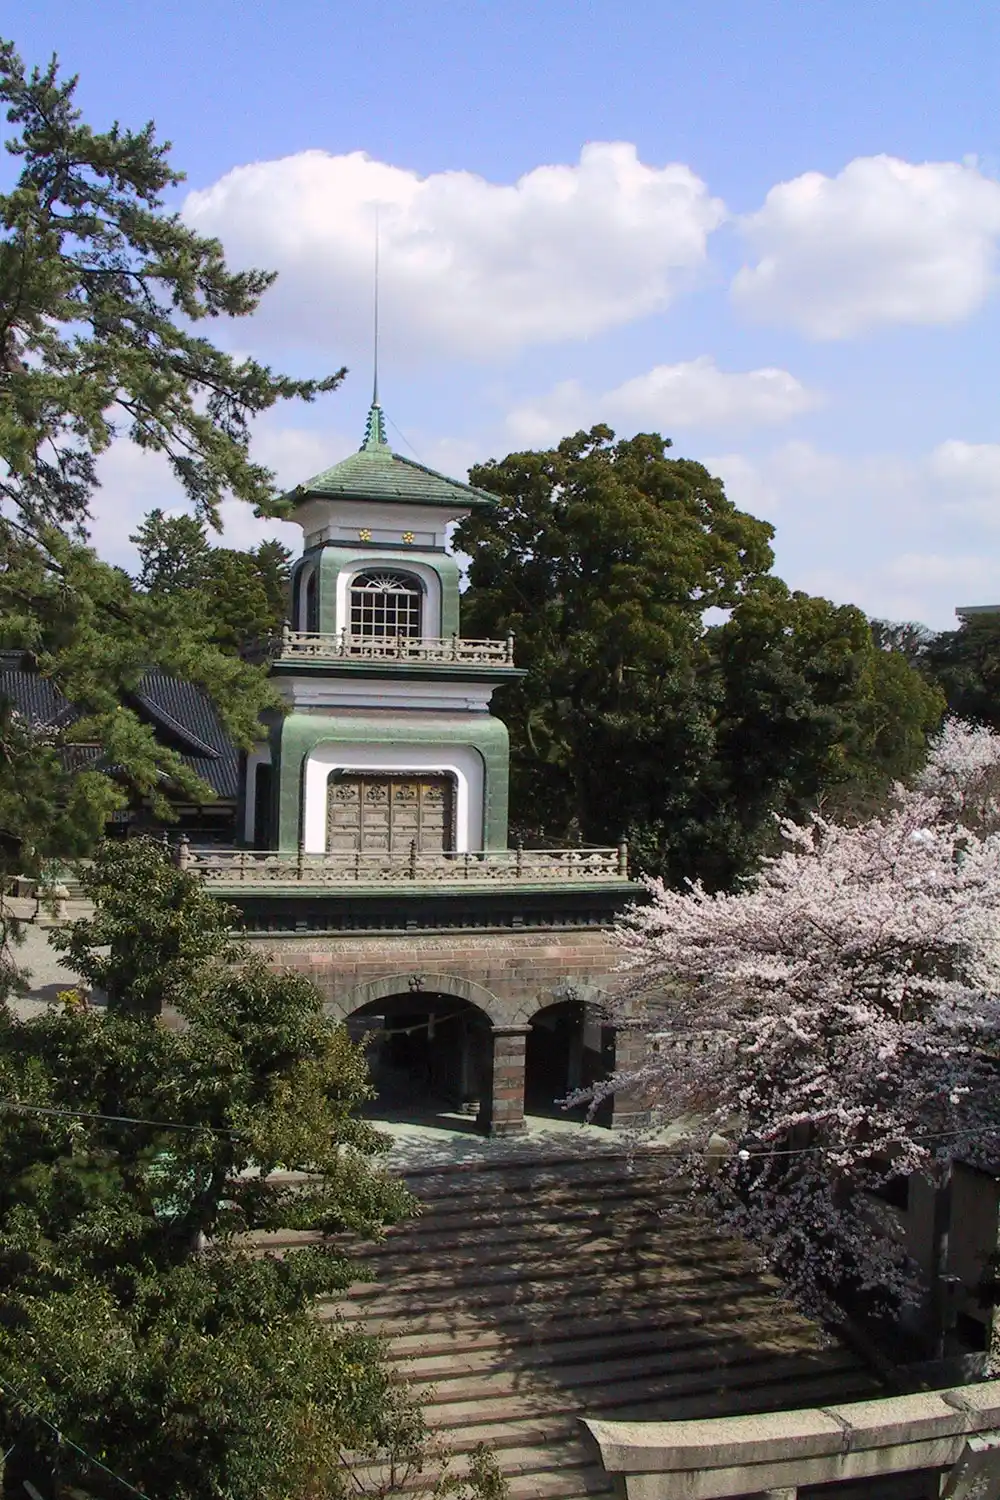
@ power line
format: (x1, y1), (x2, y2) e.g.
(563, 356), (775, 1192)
(0, 1096), (998, 1164)
(600, 1119), (1000, 1162)
(0, 1374), (152, 1500)
(385, 414), (423, 461)
(0, 1098), (245, 1137)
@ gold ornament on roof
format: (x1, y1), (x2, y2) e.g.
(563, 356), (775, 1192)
(358, 528), (372, 541)
(402, 531), (415, 544)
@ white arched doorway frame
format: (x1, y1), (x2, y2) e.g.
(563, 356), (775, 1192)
(335, 559), (443, 638)
(302, 742), (485, 854)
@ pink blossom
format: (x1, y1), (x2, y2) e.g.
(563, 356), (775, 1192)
(593, 718), (1000, 1314)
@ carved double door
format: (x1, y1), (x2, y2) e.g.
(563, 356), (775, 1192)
(327, 774), (454, 855)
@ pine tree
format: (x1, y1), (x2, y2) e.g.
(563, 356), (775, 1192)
(0, 40), (341, 881)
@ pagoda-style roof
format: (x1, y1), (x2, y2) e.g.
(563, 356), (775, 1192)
(288, 401), (495, 511)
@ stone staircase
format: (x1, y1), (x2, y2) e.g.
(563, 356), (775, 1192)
(321, 1150), (884, 1500)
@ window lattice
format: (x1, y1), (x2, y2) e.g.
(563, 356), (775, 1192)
(349, 571), (422, 638)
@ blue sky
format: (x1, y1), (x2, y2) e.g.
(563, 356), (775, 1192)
(12, 1), (1000, 627)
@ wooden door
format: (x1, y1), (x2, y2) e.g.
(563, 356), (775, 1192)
(327, 775), (454, 854)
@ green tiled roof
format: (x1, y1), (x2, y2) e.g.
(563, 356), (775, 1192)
(288, 401), (495, 511)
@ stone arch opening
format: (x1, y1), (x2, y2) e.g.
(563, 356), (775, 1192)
(346, 990), (495, 1134)
(524, 999), (614, 1126)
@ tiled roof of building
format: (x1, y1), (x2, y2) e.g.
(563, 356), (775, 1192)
(0, 655), (76, 729)
(0, 658), (238, 803)
(133, 673), (240, 800)
(288, 400), (495, 511)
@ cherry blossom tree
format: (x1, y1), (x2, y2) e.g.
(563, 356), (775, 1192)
(598, 718), (1000, 1315)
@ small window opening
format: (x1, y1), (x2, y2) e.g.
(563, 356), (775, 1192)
(350, 571), (422, 638)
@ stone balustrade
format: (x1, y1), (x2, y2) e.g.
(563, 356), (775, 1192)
(178, 840), (630, 889)
(582, 1381), (1000, 1499)
(277, 628), (516, 666)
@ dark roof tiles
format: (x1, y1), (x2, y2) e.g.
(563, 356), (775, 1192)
(0, 666), (239, 802)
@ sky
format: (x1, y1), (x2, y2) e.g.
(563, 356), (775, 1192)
(11, 0), (1000, 628)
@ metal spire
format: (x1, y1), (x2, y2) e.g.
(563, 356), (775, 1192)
(362, 207), (388, 450)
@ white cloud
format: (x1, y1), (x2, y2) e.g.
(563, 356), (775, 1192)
(732, 155), (1000, 338)
(506, 357), (819, 446)
(702, 440), (1000, 629)
(183, 144), (725, 361)
(929, 440), (1000, 522)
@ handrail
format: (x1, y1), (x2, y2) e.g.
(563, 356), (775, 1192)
(176, 839), (630, 887)
(277, 628), (516, 667)
(582, 1380), (1000, 1499)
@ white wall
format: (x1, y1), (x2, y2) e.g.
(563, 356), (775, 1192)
(277, 677), (498, 714)
(302, 741), (485, 854)
(295, 499), (463, 552)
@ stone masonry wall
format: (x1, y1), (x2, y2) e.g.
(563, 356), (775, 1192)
(244, 927), (626, 1029)
(245, 924), (644, 1133)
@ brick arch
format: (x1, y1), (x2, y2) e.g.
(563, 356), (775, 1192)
(329, 972), (505, 1026)
(510, 979), (615, 1029)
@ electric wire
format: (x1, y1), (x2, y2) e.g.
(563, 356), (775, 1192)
(0, 1373), (152, 1500)
(0, 1098), (245, 1136)
(386, 414), (423, 460)
(0, 1095), (996, 1162)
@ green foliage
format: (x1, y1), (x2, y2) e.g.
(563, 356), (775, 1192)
(868, 617), (935, 665)
(457, 427), (943, 887)
(131, 508), (293, 656)
(0, 41), (338, 879)
(923, 614), (1000, 731)
(0, 839), (453, 1499)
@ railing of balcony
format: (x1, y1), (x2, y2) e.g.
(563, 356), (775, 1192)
(277, 628), (516, 666)
(177, 839), (630, 887)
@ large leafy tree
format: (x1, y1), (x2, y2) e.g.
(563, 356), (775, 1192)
(922, 612), (1000, 732)
(131, 508), (293, 657)
(0, 839), (502, 1499)
(456, 428), (775, 871)
(456, 427), (942, 887)
(0, 41), (340, 880)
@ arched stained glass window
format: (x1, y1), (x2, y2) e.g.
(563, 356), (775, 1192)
(349, 571), (422, 638)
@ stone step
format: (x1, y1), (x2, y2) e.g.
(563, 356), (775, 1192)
(351, 1451), (615, 1500)
(430, 1367), (882, 1453)
(406, 1333), (839, 1407)
(366, 1190), (677, 1241)
(399, 1162), (682, 1212)
(400, 1150), (675, 1190)
(349, 1439), (602, 1494)
(341, 1230), (737, 1291)
(324, 1273), (773, 1333)
(421, 1349), (869, 1430)
(332, 1257), (756, 1320)
(340, 1242), (755, 1302)
(497, 1465), (614, 1499)
(378, 1291), (784, 1365)
(328, 1293), (782, 1348)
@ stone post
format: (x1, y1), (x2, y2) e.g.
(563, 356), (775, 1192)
(610, 1028), (652, 1130)
(481, 1025), (529, 1137)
